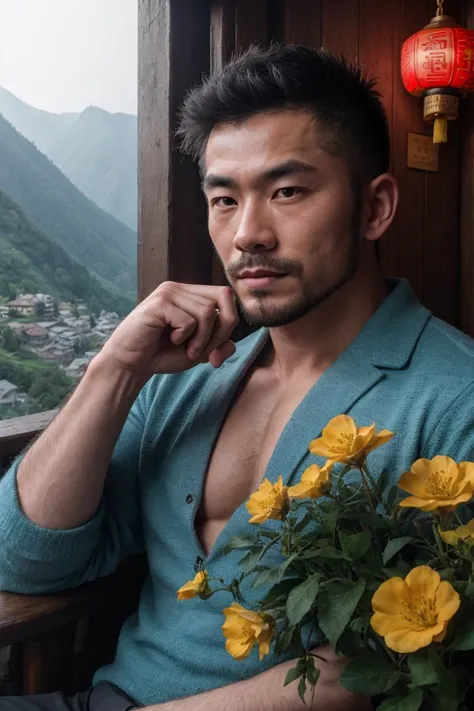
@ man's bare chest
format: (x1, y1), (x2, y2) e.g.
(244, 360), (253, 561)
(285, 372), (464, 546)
(198, 371), (318, 521)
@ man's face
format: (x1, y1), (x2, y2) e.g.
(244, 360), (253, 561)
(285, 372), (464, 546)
(203, 110), (361, 327)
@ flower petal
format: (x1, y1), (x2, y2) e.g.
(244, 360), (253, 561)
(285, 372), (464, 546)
(384, 626), (439, 654)
(399, 495), (440, 511)
(323, 415), (357, 447)
(435, 580), (460, 624)
(288, 482), (314, 499)
(258, 639), (271, 660)
(176, 581), (198, 600)
(225, 637), (254, 660)
(370, 612), (408, 637)
(398, 461), (433, 496)
(405, 566), (440, 601)
(371, 578), (406, 615)
(366, 429), (395, 454)
(309, 437), (340, 459)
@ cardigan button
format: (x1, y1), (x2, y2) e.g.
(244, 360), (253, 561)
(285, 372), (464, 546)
(185, 494), (194, 504)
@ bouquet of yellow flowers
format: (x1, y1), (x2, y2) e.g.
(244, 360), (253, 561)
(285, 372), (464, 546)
(177, 415), (474, 711)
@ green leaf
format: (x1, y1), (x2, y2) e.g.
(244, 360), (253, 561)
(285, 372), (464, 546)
(239, 546), (264, 573)
(433, 666), (459, 711)
(339, 531), (372, 560)
(292, 512), (314, 534)
(298, 675), (307, 703)
(339, 511), (391, 529)
(377, 468), (390, 496)
(386, 485), (400, 512)
(336, 628), (364, 657)
(407, 653), (439, 687)
(377, 688), (423, 711)
(299, 546), (349, 561)
(274, 624), (300, 654)
(286, 574), (321, 626)
(306, 657), (320, 687)
(383, 536), (414, 564)
(318, 579), (366, 647)
(260, 578), (302, 608)
(339, 653), (400, 695)
(223, 535), (256, 554)
(284, 658), (306, 686)
(449, 617), (474, 650)
(258, 529), (280, 540)
(382, 562), (411, 578)
(251, 555), (296, 588)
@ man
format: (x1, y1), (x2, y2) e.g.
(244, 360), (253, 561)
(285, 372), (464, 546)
(0, 44), (473, 711)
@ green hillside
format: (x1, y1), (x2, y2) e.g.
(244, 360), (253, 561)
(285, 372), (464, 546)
(0, 190), (134, 315)
(0, 337), (74, 417)
(0, 89), (137, 230)
(0, 115), (136, 295)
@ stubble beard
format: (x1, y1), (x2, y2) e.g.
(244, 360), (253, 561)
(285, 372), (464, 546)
(228, 223), (361, 329)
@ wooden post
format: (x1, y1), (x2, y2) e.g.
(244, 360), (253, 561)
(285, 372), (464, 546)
(461, 3), (474, 337)
(138, 0), (212, 302)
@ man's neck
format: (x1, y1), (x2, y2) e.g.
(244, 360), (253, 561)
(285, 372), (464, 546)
(264, 267), (388, 382)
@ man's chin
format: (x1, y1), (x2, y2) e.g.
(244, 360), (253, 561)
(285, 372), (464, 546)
(238, 298), (312, 328)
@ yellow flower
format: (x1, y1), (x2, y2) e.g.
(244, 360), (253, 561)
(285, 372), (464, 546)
(398, 457), (474, 513)
(246, 475), (288, 524)
(309, 415), (394, 467)
(440, 518), (474, 546)
(177, 570), (210, 600)
(370, 565), (460, 653)
(288, 462), (333, 499)
(222, 603), (275, 661)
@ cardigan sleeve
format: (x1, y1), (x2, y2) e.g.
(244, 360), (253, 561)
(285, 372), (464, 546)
(0, 384), (148, 595)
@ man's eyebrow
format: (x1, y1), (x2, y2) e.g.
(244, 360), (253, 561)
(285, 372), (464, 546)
(260, 160), (318, 182)
(202, 160), (317, 192)
(202, 174), (237, 191)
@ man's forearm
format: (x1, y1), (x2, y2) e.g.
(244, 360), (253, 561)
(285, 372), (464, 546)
(146, 651), (370, 711)
(17, 354), (145, 529)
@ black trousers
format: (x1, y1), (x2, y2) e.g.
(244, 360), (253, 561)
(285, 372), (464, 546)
(0, 683), (139, 711)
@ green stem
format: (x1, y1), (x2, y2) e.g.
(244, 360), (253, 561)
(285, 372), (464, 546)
(362, 463), (384, 508)
(359, 467), (375, 514)
(432, 522), (450, 567)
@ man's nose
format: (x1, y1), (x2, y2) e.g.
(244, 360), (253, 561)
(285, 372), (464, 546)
(233, 200), (277, 253)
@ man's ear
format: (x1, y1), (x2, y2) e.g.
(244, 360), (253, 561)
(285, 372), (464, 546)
(362, 173), (399, 243)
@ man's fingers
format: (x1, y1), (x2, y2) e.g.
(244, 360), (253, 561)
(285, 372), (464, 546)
(162, 284), (238, 361)
(197, 287), (238, 358)
(151, 282), (239, 363)
(208, 340), (236, 368)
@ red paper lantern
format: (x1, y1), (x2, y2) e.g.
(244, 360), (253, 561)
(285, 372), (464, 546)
(401, 1), (474, 143)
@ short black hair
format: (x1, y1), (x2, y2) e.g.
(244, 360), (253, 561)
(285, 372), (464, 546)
(177, 44), (390, 184)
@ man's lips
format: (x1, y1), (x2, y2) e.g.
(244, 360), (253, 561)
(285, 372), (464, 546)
(237, 269), (288, 288)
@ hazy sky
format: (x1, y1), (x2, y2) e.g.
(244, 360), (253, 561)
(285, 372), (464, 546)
(0, 0), (137, 115)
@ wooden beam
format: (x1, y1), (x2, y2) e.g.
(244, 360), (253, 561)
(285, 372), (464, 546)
(461, 3), (474, 336)
(138, 0), (212, 302)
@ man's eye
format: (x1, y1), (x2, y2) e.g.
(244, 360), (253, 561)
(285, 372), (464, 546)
(276, 187), (303, 199)
(212, 196), (236, 207)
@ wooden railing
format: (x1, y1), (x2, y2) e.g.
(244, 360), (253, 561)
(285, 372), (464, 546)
(0, 411), (147, 696)
(0, 410), (56, 469)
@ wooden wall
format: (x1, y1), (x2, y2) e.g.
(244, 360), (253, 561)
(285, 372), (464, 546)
(461, 2), (474, 337)
(139, 0), (466, 328)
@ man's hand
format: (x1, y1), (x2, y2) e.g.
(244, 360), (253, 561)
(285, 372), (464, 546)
(99, 282), (239, 378)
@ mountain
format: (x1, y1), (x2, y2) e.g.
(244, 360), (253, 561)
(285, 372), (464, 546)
(0, 189), (133, 315)
(0, 115), (136, 296)
(0, 88), (137, 230)
(0, 87), (79, 154)
(49, 107), (137, 231)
